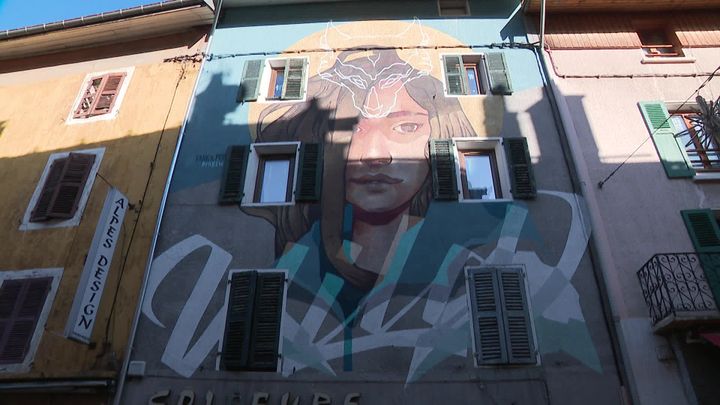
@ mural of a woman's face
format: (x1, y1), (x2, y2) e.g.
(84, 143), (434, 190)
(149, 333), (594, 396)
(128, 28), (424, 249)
(345, 85), (431, 214)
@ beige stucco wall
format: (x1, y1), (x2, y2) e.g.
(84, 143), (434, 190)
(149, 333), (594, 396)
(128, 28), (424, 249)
(0, 29), (207, 380)
(549, 46), (720, 405)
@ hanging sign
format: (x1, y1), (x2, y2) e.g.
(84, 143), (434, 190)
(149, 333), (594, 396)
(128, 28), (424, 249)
(65, 188), (128, 343)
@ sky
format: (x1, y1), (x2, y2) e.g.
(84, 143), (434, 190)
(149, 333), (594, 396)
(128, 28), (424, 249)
(0, 0), (154, 31)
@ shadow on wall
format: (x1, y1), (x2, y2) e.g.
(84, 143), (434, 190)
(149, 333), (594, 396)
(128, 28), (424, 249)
(0, 124), (181, 379)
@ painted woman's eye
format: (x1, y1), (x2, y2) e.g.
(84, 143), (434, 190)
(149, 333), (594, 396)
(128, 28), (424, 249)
(393, 122), (421, 133)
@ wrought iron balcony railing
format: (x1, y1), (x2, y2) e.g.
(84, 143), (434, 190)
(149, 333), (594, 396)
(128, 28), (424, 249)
(637, 253), (720, 332)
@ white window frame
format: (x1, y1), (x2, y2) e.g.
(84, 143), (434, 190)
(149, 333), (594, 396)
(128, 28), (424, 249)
(0, 268), (63, 373)
(257, 58), (308, 103)
(216, 268), (289, 373)
(20, 147), (105, 231)
(66, 66), (134, 125)
(464, 265), (540, 367)
(453, 138), (512, 202)
(440, 53), (491, 97)
(242, 142), (301, 207)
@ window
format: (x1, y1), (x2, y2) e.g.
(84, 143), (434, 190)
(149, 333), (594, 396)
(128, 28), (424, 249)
(219, 143), (322, 206)
(638, 28), (683, 58)
(428, 138), (535, 201)
(21, 148), (104, 231)
(68, 67), (133, 123)
(237, 58), (308, 103)
(0, 268), (62, 372)
(254, 154), (295, 203)
(458, 149), (502, 200)
(438, 0), (470, 16)
(442, 53), (512, 96)
(671, 112), (720, 172)
(466, 266), (537, 366)
(639, 101), (719, 178)
(221, 270), (286, 372)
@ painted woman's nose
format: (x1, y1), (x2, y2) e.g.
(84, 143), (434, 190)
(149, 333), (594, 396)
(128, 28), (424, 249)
(361, 127), (392, 168)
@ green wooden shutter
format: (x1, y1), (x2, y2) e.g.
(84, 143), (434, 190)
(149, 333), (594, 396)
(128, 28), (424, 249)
(498, 268), (536, 364)
(237, 59), (265, 103)
(443, 55), (467, 95)
(639, 102), (694, 178)
(504, 137), (536, 199)
(682, 209), (720, 308)
(219, 145), (249, 205)
(295, 143), (323, 202)
(468, 268), (507, 365)
(247, 272), (285, 371)
(430, 139), (459, 200)
(47, 153), (96, 219)
(682, 209), (720, 253)
(282, 59), (307, 100)
(222, 271), (256, 371)
(486, 53), (512, 95)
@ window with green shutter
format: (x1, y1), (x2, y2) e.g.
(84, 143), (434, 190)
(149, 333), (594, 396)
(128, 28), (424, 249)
(442, 53), (511, 96)
(682, 209), (720, 307)
(639, 101), (694, 178)
(222, 270), (286, 372)
(432, 137), (535, 202)
(243, 58), (308, 103)
(466, 266), (536, 366)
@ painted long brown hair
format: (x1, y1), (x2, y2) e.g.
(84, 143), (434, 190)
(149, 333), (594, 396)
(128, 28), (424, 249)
(248, 48), (476, 289)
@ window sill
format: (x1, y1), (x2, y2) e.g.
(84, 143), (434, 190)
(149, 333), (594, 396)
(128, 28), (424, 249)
(641, 56), (696, 64)
(693, 172), (720, 182)
(242, 201), (295, 207)
(458, 198), (513, 203)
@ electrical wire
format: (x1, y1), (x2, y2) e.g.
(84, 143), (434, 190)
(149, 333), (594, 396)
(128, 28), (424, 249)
(100, 61), (191, 351)
(597, 64), (720, 189)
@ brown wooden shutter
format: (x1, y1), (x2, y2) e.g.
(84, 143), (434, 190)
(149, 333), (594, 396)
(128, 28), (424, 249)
(73, 77), (103, 118)
(0, 277), (52, 365)
(30, 158), (67, 222)
(90, 74), (126, 116)
(46, 153), (96, 219)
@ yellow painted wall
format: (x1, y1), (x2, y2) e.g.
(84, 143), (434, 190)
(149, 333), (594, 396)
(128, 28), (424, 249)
(0, 29), (207, 380)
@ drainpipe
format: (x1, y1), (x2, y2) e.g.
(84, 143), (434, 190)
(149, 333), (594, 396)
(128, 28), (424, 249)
(532, 37), (638, 405)
(112, 1), (223, 404)
(540, 0), (546, 50)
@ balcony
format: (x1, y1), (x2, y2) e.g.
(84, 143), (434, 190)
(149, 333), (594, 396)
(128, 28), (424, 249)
(637, 253), (720, 333)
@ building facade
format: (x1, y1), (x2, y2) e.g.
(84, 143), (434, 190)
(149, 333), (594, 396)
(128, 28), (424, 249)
(0, 1), (213, 403)
(524, 0), (720, 404)
(119, 0), (628, 404)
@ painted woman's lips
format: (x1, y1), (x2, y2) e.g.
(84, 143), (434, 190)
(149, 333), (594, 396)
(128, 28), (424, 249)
(350, 173), (403, 184)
